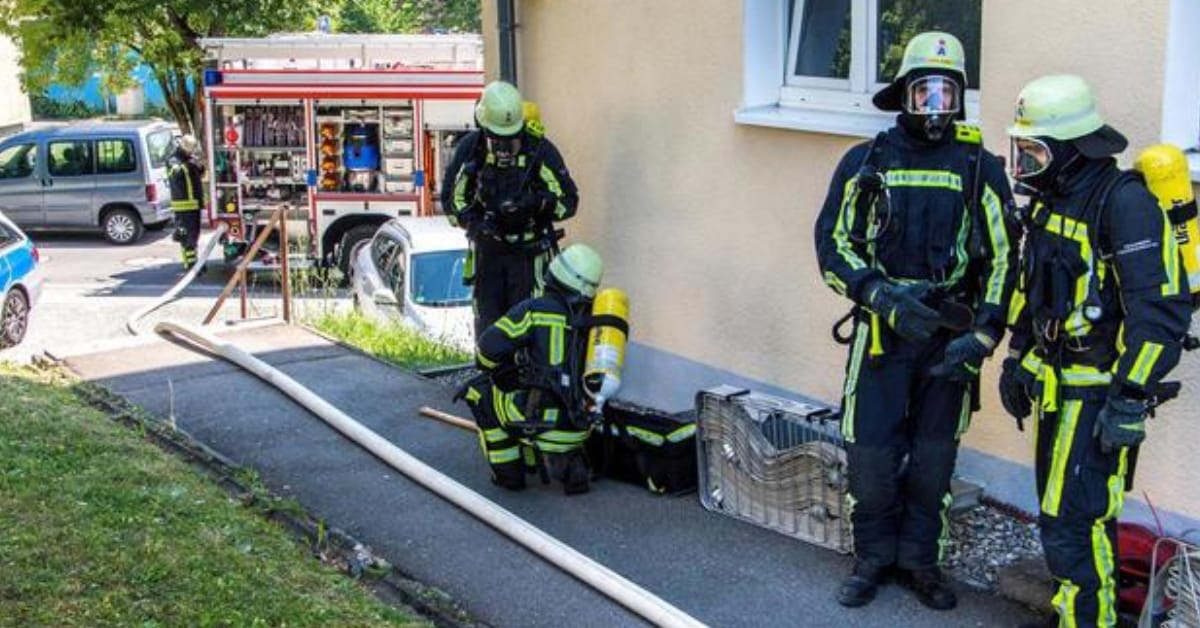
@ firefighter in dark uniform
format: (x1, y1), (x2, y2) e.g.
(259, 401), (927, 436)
(999, 74), (1192, 628)
(167, 134), (205, 271)
(446, 81), (579, 338)
(813, 32), (1018, 610)
(460, 244), (604, 495)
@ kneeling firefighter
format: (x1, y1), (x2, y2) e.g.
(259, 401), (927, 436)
(459, 244), (627, 495)
(1001, 74), (1193, 628)
(168, 135), (205, 271)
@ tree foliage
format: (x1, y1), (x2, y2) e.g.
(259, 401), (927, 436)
(876, 0), (981, 88)
(0, 0), (481, 134)
(0, 0), (321, 133)
(332, 0), (480, 34)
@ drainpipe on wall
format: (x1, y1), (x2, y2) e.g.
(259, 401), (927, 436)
(497, 0), (518, 85)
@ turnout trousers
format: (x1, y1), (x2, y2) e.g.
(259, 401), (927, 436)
(839, 321), (973, 571)
(470, 240), (552, 339)
(173, 209), (201, 270)
(461, 380), (590, 489)
(1027, 355), (1128, 628)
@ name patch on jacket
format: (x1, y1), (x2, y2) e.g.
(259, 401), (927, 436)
(1116, 239), (1159, 257)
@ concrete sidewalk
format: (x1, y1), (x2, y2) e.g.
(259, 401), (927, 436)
(62, 324), (1039, 627)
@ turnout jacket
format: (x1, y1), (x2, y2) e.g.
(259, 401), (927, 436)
(167, 156), (205, 212)
(1008, 158), (1192, 396)
(475, 289), (590, 424)
(814, 124), (1018, 342)
(447, 129), (578, 242)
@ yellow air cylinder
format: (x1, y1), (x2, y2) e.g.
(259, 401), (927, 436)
(584, 288), (629, 409)
(1135, 143), (1200, 305)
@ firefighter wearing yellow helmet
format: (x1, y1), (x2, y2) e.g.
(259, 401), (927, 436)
(1001, 74), (1192, 628)
(441, 81), (579, 340)
(814, 31), (1018, 611)
(460, 244), (613, 495)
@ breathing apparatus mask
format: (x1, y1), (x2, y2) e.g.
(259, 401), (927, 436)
(1010, 135), (1082, 196)
(899, 73), (960, 143)
(485, 130), (522, 169)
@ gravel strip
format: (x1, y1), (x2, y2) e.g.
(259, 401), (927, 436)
(945, 503), (1043, 591)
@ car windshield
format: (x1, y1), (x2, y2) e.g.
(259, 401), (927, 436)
(410, 250), (471, 307)
(146, 130), (175, 168)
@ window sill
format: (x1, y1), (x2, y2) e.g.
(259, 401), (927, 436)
(734, 103), (893, 139)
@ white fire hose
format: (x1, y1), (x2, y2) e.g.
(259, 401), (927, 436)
(125, 222), (229, 336)
(153, 320), (706, 628)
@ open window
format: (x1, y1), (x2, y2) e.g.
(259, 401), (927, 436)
(738, 0), (982, 137)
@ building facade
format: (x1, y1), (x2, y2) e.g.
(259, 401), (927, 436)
(0, 35), (31, 134)
(480, 0), (1200, 530)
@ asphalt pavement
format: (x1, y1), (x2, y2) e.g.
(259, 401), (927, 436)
(61, 324), (1040, 628)
(1, 227), (341, 363)
(6, 227), (1039, 626)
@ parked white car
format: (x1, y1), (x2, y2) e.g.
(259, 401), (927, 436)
(350, 217), (473, 352)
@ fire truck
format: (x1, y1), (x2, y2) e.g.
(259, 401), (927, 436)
(198, 34), (483, 274)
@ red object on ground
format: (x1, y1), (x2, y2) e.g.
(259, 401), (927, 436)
(1118, 522), (1178, 615)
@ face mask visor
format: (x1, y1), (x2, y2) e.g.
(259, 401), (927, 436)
(1010, 137), (1053, 181)
(903, 75), (960, 116)
(485, 131), (521, 168)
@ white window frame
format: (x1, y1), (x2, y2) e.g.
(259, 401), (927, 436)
(736, 0), (980, 138)
(1161, 0), (1200, 181)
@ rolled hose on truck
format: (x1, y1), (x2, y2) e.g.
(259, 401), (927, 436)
(149, 318), (704, 627)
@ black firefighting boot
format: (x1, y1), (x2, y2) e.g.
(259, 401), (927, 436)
(898, 567), (957, 610)
(490, 460), (526, 491)
(837, 561), (887, 608)
(545, 451), (590, 495)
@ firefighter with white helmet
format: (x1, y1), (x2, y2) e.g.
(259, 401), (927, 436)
(459, 244), (608, 495)
(814, 31), (1018, 610)
(1002, 74), (1192, 628)
(443, 81), (579, 339)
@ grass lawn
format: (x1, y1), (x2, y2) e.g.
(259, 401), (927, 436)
(307, 311), (470, 371)
(0, 364), (426, 627)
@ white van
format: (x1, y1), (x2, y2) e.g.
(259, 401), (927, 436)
(349, 217), (473, 351)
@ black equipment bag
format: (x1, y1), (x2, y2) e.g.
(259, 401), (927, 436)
(585, 400), (698, 496)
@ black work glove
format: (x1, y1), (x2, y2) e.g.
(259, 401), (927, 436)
(998, 356), (1035, 428)
(1094, 393), (1148, 454)
(517, 190), (557, 219)
(930, 331), (994, 382)
(464, 218), (494, 241)
(866, 280), (941, 344)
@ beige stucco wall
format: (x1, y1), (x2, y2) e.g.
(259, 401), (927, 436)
(0, 35), (30, 130)
(483, 1), (1199, 521)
